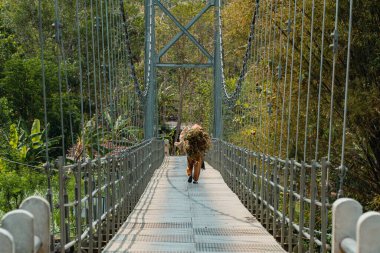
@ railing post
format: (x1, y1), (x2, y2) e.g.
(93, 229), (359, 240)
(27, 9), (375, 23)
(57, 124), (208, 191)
(116, 157), (123, 229)
(298, 162), (306, 253)
(0, 228), (14, 253)
(273, 158), (279, 240)
(280, 159), (289, 247)
(122, 155), (127, 221)
(254, 152), (259, 216)
(75, 163), (82, 252)
(309, 161), (317, 253)
(20, 196), (51, 253)
(87, 161), (94, 252)
(57, 156), (66, 253)
(260, 155), (266, 223)
(356, 211), (380, 253)
(105, 157), (111, 242)
(321, 158), (329, 253)
(96, 158), (103, 251)
(111, 157), (116, 236)
(0, 196), (50, 253)
(266, 156), (272, 230)
(332, 198), (362, 253)
(64, 184), (70, 246)
(1, 210), (37, 252)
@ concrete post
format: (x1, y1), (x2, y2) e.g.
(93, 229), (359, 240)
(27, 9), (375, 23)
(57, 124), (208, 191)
(332, 198), (362, 253)
(0, 228), (14, 253)
(20, 196), (50, 253)
(1, 210), (35, 253)
(356, 211), (380, 253)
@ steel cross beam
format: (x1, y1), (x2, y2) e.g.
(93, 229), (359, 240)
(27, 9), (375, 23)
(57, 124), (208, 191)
(157, 2), (214, 61)
(144, 0), (223, 139)
(155, 0), (213, 63)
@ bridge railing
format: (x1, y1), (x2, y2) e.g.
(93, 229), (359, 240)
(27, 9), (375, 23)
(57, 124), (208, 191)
(0, 196), (50, 253)
(332, 198), (380, 253)
(206, 139), (330, 252)
(56, 138), (164, 252)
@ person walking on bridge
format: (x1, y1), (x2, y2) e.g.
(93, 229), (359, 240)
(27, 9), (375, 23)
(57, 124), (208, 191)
(183, 124), (211, 184)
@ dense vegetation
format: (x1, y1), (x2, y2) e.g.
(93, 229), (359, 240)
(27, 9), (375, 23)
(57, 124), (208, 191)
(0, 0), (379, 220)
(0, 0), (145, 215)
(220, 0), (380, 211)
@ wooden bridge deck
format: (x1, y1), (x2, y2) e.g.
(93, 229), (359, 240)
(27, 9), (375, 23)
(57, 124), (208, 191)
(103, 156), (285, 253)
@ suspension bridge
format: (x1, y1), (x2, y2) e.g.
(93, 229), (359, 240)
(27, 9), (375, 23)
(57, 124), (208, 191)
(0, 0), (379, 253)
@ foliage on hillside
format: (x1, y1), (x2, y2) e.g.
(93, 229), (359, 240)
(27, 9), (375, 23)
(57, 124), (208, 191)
(0, 0), (379, 215)
(221, 0), (380, 210)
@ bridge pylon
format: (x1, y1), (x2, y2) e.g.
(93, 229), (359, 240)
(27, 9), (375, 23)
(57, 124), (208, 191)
(143, 0), (223, 139)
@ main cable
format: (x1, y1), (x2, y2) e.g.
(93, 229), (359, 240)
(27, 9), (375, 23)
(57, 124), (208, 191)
(220, 0), (260, 107)
(76, 0), (85, 160)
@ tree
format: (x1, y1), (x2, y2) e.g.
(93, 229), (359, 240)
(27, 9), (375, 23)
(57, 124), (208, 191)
(0, 119), (56, 211)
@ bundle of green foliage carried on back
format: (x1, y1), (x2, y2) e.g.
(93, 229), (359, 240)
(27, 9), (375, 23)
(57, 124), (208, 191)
(184, 128), (211, 160)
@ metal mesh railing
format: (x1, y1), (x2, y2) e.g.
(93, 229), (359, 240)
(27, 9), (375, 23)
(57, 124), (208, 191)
(206, 139), (330, 252)
(56, 138), (164, 252)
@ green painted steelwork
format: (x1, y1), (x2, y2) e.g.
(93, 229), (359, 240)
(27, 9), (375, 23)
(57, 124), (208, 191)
(144, 0), (156, 139)
(157, 2), (214, 61)
(213, 0), (223, 138)
(156, 63), (213, 68)
(156, 1), (213, 61)
(144, 0), (223, 138)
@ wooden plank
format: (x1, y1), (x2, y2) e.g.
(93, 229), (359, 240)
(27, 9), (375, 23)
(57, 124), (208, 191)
(103, 156), (285, 252)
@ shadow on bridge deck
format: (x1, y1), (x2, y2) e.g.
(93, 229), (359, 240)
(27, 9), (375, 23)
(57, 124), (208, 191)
(103, 156), (285, 253)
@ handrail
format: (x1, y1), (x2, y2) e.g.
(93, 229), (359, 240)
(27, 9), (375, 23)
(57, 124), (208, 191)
(56, 138), (165, 252)
(0, 196), (50, 253)
(206, 138), (330, 252)
(332, 198), (380, 253)
(207, 139), (380, 253)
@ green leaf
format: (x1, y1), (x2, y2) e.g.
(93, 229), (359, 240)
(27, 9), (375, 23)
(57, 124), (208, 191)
(9, 124), (18, 149)
(19, 145), (28, 160)
(31, 119), (41, 143)
(104, 111), (113, 129)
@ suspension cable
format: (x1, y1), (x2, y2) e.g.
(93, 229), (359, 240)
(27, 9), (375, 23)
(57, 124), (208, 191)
(119, 0), (152, 100)
(295, 0), (306, 161)
(90, 0), (101, 155)
(314, 0), (327, 161)
(105, 0), (115, 151)
(285, 0), (298, 158)
(256, 0), (264, 153)
(96, 0), (106, 154)
(278, 0), (291, 158)
(53, 0), (66, 161)
(76, 0), (85, 160)
(60, 34), (75, 148)
(264, 0), (273, 156)
(338, 0), (353, 198)
(111, 0), (120, 148)
(38, 0), (50, 184)
(273, 0), (282, 157)
(100, 0), (109, 121)
(84, 0), (94, 157)
(327, 0), (339, 162)
(39, 0), (54, 248)
(268, 0), (277, 156)
(220, 0), (260, 108)
(303, 0), (316, 163)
